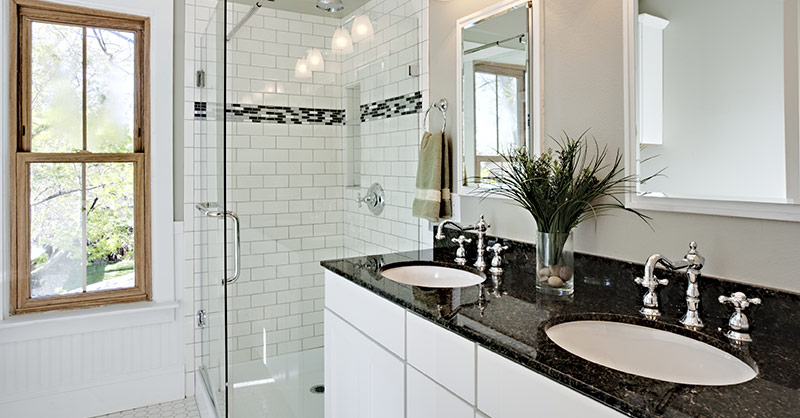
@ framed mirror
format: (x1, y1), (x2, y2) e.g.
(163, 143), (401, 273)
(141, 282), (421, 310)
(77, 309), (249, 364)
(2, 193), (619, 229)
(624, 0), (800, 221)
(456, 0), (543, 195)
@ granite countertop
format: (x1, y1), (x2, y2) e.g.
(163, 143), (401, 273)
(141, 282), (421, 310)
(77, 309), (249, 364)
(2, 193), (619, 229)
(321, 230), (800, 418)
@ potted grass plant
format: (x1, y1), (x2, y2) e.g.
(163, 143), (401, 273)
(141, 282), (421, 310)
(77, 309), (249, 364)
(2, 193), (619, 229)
(476, 130), (652, 296)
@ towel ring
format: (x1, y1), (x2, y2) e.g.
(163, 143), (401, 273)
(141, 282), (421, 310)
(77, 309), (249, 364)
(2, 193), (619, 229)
(423, 99), (448, 133)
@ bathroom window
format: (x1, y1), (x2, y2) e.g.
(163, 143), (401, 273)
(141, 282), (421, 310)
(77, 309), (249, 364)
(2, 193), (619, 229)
(9, 0), (151, 314)
(473, 63), (527, 179)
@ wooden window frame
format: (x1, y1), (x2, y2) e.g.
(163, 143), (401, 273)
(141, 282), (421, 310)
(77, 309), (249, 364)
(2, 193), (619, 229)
(9, 0), (151, 314)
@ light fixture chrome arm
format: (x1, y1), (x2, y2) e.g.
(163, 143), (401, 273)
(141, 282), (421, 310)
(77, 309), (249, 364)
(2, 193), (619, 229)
(195, 203), (241, 284)
(227, 0), (271, 41)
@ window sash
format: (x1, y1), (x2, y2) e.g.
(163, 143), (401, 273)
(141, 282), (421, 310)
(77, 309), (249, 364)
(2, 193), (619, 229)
(472, 63), (527, 179)
(10, 0), (151, 314)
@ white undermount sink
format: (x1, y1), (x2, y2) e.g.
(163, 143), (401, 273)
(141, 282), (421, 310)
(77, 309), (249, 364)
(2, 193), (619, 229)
(380, 263), (485, 288)
(545, 320), (757, 386)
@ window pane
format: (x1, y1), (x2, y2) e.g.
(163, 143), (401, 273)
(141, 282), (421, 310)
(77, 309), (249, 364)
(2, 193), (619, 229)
(497, 75), (520, 153)
(30, 22), (84, 153)
(86, 28), (135, 153)
(86, 162), (135, 292)
(475, 72), (497, 156)
(30, 163), (83, 298)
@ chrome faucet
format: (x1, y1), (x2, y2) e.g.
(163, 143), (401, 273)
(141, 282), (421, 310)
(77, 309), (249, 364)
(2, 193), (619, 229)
(636, 242), (705, 328)
(435, 215), (491, 269)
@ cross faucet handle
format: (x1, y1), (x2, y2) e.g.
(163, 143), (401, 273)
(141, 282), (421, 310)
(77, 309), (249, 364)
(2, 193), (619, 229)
(719, 292), (761, 311)
(634, 275), (669, 317)
(634, 275), (669, 289)
(487, 243), (508, 256)
(719, 292), (761, 342)
(451, 235), (471, 265)
(487, 243), (509, 275)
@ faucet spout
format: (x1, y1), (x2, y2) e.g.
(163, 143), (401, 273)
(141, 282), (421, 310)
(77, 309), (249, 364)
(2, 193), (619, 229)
(435, 220), (467, 240)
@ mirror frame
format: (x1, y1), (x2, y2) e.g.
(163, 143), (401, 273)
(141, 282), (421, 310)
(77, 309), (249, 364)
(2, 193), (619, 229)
(622, 0), (800, 222)
(455, 0), (544, 197)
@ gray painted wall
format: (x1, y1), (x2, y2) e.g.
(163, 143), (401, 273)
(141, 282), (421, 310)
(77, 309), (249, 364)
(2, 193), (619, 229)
(430, 0), (800, 293)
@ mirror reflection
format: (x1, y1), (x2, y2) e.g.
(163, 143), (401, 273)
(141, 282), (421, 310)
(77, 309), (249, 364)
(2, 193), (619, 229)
(635, 0), (800, 204)
(461, 4), (530, 186)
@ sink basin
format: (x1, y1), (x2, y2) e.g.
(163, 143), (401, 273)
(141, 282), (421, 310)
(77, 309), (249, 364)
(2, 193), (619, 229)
(380, 263), (485, 288)
(545, 321), (757, 386)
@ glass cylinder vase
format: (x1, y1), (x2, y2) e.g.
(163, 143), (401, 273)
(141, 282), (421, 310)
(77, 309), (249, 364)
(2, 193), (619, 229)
(535, 231), (574, 296)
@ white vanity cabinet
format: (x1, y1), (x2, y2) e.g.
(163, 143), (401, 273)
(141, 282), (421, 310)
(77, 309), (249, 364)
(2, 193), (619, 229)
(323, 270), (627, 418)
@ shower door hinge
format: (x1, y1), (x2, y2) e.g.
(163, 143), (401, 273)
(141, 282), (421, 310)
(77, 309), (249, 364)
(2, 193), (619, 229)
(196, 309), (207, 328)
(196, 70), (206, 88)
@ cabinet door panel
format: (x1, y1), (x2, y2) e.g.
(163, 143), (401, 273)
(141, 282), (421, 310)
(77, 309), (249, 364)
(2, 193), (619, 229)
(476, 347), (626, 418)
(407, 366), (474, 418)
(325, 309), (405, 418)
(407, 312), (476, 404)
(325, 271), (405, 357)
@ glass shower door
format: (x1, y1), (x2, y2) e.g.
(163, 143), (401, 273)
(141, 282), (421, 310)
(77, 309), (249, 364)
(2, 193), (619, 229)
(194, 0), (229, 417)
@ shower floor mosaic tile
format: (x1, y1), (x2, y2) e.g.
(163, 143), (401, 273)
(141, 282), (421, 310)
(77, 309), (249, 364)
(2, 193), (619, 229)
(92, 397), (200, 418)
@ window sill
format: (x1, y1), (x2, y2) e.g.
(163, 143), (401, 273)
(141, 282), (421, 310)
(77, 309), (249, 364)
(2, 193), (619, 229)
(0, 301), (179, 344)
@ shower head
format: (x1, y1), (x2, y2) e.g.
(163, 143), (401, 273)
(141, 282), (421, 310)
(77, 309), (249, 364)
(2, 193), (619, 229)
(316, 0), (345, 13)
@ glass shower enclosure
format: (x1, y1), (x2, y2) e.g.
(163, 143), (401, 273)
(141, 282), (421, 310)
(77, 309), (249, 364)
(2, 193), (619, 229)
(190, 0), (425, 416)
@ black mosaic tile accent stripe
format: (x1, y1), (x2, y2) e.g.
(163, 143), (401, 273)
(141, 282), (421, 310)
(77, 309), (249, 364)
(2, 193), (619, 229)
(226, 103), (345, 125)
(193, 91), (424, 125)
(194, 101), (207, 119)
(359, 91), (423, 122)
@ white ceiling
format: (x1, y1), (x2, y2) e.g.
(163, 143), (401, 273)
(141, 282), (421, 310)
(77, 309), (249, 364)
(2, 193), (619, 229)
(229, 0), (371, 19)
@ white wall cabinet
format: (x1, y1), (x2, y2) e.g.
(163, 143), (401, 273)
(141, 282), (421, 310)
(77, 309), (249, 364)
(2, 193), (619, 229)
(324, 270), (626, 418)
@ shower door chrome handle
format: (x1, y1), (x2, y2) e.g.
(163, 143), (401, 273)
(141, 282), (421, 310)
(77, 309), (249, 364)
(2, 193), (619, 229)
(225, 211), (241, 284)
(195, 203), (241, 284)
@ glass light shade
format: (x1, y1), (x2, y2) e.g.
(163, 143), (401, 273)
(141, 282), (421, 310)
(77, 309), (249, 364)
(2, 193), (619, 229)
(294, 59), (312, 79)
(306, 48), (325, 71)
(350, 15), (374, 43)
(331, 27), (354, 54)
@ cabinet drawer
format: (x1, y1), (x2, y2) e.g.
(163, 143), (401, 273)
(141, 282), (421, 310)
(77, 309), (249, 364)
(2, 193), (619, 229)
(407, 312), (476, 404)
(407, 365), (474, 418)
(476, 347), (626, 418)
(324, 270), (405, 357)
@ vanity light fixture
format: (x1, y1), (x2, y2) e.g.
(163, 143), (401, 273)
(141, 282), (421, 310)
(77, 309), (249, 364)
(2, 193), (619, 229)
(331, 27), (354, 54)
(294, 58), (312, 79)
(350, 15), (374, 42)
(306, 48), (325, 71)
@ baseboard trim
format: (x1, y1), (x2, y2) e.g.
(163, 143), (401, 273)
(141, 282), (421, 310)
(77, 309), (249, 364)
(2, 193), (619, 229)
(0, 365), (185, 418)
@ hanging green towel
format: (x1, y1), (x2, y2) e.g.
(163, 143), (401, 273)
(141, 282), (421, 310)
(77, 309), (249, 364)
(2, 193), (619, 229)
(412, 131), (452, 222)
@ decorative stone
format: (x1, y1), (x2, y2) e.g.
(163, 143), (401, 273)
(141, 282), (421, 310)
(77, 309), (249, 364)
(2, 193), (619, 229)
(548, 276), (565, 288)
(559, 266), (573, 281)
(538, 268), (551, 280)
(549, 265), (561, 276)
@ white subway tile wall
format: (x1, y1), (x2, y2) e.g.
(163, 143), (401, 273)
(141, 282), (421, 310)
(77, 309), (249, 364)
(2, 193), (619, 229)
(183, 0), (430, 395)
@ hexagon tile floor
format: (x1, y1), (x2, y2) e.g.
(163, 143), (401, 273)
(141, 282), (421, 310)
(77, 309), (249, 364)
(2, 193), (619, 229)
(92, 397), (200, 418)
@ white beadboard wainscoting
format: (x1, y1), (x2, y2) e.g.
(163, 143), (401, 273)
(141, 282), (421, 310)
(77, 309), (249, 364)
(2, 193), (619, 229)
(0, 303), (184, 418)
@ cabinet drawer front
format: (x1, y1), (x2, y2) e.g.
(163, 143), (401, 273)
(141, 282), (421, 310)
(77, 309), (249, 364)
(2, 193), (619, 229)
(324, 270), (405, 357)
(407, 366), (474, 418)
(477, 347), (626, 418)
(407, 312), (476, 404)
